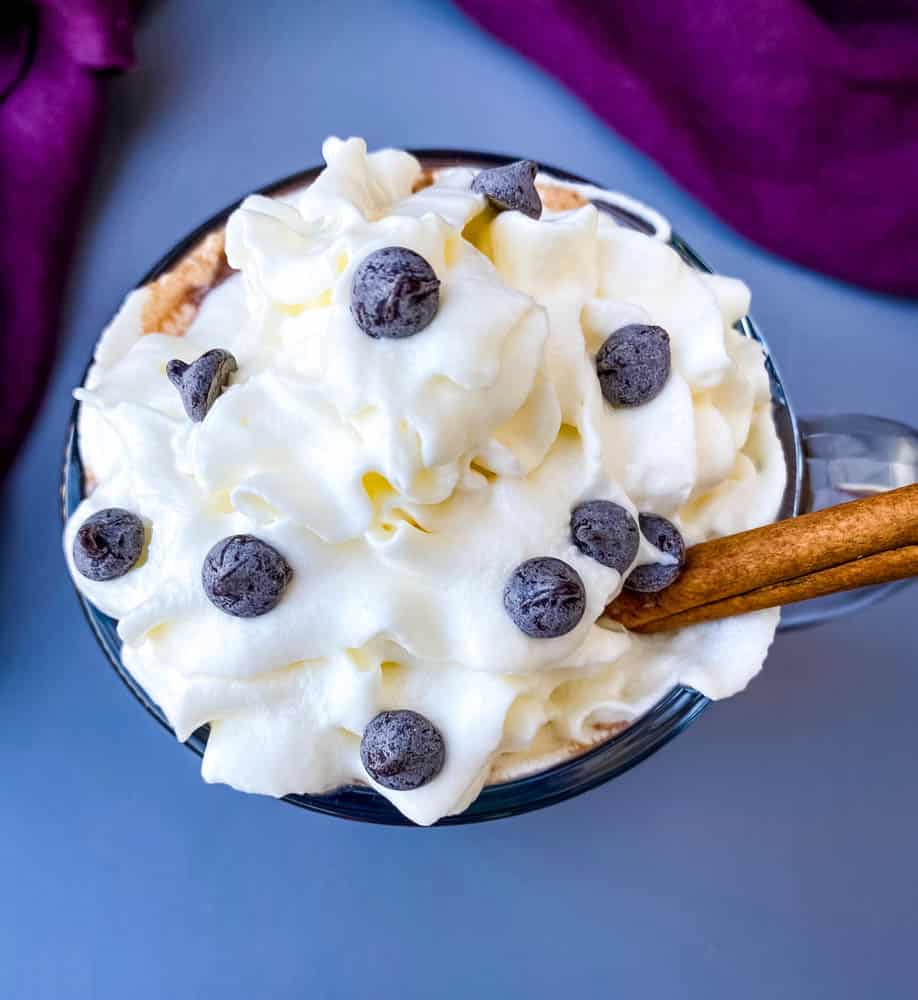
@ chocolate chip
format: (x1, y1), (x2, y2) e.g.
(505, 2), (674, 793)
(624, 514), (686, 593)
(350, 246), (440, 339)
(471, 159), (542, 219)
(571, 500), (640, 574)
(504, 557), (586, 638)
(202, 534), (292, 618)
(166, 348), (237, 422)
(596, 324), (670, 407)
(73, 508), (144, 581)
(360, 710), (445, 791)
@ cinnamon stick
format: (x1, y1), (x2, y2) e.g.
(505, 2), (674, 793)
(606, 484), (918, 633)
(621, 544), (918, 633)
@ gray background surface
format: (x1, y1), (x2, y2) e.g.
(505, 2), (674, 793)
(3, 2), (917, 997)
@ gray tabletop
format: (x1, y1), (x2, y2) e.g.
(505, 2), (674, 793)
(3, 2), (917, 997)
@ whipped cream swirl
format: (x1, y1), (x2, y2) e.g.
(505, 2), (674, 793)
(65, 138), (786, 825)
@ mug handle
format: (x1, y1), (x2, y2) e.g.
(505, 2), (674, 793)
(778, 413), (918, 631)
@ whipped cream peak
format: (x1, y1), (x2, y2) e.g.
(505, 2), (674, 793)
(66, 138), (785, 825)
(225, 195), (343, 305)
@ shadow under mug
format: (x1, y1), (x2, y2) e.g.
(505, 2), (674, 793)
(60, 151), (918, 826)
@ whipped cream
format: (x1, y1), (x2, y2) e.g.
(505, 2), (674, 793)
(65, 137), (786, 825)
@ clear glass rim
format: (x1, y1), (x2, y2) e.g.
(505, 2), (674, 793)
(60, 150), (803, 826)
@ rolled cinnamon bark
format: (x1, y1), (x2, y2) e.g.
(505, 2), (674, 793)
(606, 484), (918, 632)
(620, 544), (918, 633)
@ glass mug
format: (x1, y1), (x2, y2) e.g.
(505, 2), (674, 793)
(60, 152), (918, 826)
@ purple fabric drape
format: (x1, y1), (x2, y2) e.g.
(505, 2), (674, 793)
(1, 0), (134, 478)
(456, 0), (918, 296)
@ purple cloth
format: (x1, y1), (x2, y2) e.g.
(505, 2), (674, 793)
(457, 0), (918, 297)
(1, 1), (134, 478)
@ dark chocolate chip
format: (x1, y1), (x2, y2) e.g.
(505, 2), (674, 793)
(360, 710), (445, 791)
(73, 508), (145, 581)
(596, 324), (671, 408)
(504, 557), (586, 638)
(624, 514), (686, 593)
(571, 500), (640, 574)
(202, 534), (292, 618)
(350, 246), (440, 339)
(167, 348), (237, 422)
(471, 160), (542, 219)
